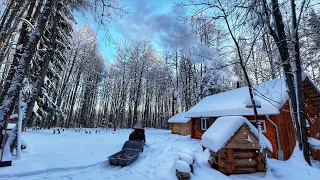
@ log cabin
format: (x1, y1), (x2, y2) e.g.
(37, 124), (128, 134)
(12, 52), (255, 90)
(168, 112), (191, 136)
(185, 74), (320, 160)
(202, 116), (272, 175)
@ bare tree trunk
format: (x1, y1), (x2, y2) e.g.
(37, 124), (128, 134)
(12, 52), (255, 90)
(56, 45), (80, 107)
(68, 72), (81, 127)
(290, 0), (310, 165)
(263, 0), (302, 145)
(133, 60), (145, 126)
(262, 34), (276, 79)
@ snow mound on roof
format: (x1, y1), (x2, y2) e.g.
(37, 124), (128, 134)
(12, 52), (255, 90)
(185, 76), (292, 117)
(175, 160), (191, 173)
(168, 112), (191, 123)
(309, 137), (320, 150)
(201, 116), (272, 152)
(244, 98), (261, 107)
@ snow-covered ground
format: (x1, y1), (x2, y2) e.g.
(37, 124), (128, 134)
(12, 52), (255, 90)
(0, 128), (320, 180)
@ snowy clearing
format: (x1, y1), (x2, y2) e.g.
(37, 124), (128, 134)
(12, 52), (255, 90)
(0, 128), (319, 180)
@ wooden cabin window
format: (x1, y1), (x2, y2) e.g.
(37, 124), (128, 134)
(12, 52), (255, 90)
(249, 120), (266, 132)
(201, 118), (209, 130)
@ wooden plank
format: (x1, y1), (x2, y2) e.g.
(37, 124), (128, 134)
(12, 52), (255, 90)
(234, 158), (257, 168)
(234, 167), (257, 174)
(218, 158), (226, 167)
(255, 155), (263, 163)
(226, 148), (233, 155)
(218, 149), (227, 159)
(305, 89), (316, 94)
(257, 162), (265, 172)
(233, 152), (256, 158)
(218, 167), (228, 175)
(172, 123), (181, 134)
(225, 125), (260, 149)
(226, 156), (234, 163)
(276, 102), (296, 160)
(180, 123), (190, 136)
(191, 118), (202, 139)
(225, 163), (235, 173)
(246, 115), (278, 159)
(309, 97), (320, 101)
(304, 84), (320, 160)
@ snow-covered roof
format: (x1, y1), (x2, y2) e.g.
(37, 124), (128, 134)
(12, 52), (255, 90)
(201, 116), (273, 152)
(185, 76), (296, 118)
(168, 112), (191, 123)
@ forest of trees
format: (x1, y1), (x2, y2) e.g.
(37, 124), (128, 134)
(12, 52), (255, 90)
(0, 0), (320, 163)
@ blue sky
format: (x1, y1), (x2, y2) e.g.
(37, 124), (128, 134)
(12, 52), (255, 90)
(74, 0), (181, 62)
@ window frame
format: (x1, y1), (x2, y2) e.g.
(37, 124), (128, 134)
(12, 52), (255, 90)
(249, 120), (267, 132)
(201, 118), (209, 130)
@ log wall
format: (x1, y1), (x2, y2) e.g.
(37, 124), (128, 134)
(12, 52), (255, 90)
(303, 79), (320, 160)
(208, 149), (266, 175)
(170, 122), (191, 136)
(225, 125), (260, 149)
(171, 123), (181, 134)
(191, 117), (216, 139)
(180, 122), (191, 136)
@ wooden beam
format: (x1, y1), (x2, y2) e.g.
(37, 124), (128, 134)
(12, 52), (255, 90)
(309, 97), (320, 101)
(303, 82), (311, 87)
(305, 89), (317, 94)
(303, 86), (314, 90)
(312, 102), (320, 106)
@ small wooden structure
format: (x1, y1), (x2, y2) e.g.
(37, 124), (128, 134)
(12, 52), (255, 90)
(168, 112), (191, 136)
(201, 116), (272, 175)
(208, 149), (266, 175)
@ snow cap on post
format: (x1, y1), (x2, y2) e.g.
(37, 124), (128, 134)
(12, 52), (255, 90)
(178, 153), (194, 165)
(175, 160), (191, 173)
(244, 97), (261, 108)
(181, 149), (195, 160)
